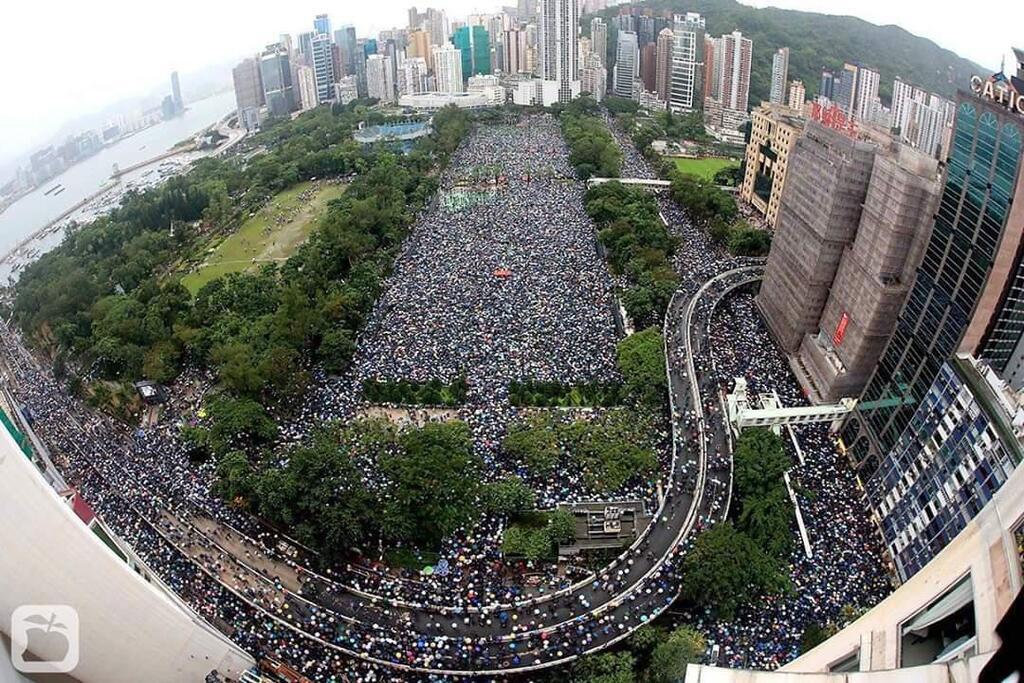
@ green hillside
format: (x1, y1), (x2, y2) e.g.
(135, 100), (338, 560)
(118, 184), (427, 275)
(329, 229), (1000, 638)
(588, 0), (986, 105)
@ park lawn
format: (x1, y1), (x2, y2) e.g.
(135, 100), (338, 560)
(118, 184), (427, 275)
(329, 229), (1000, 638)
(181, 181), (346, 294)
(672, 156), (739, 181)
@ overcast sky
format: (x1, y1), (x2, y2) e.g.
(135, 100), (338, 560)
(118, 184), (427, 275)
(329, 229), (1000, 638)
(1, 0), (1021, 164)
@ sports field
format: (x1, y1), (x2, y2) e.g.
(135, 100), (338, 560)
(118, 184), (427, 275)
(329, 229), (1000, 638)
(672, 156), (739, 181)
(182, 181), (345, 294)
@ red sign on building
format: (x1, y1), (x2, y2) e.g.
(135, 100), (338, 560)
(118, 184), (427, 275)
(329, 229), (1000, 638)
(810, 102), (858, 137)
(833, 311), (850, 346)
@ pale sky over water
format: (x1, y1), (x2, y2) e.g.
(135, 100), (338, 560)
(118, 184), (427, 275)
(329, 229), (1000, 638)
(0, 0), (1020, 163)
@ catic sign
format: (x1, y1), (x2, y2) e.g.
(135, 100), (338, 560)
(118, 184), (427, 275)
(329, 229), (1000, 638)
(970, 74), (1024, 115)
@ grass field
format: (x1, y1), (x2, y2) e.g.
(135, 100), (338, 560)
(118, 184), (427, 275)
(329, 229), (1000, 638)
(182, 180), (345, 294)
(672, 156), (739, 181)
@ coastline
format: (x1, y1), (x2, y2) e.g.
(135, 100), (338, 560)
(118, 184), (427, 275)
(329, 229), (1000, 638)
(0, 103), (245, 282)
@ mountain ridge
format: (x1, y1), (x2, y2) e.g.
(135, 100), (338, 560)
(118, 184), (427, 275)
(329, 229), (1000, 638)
(589, 0), (987, 106)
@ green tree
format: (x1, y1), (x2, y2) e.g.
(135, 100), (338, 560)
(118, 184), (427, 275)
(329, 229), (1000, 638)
(733, 428), (791, 501)
(503, 416), (562, 474)
(214, 450), (256, 503)
(381, 421), (482, 546)
(616, 328), (667, 408)
(484, 477), (537, 516)
(203, 395), (278, 456)
(647, 626), (706, 683)
(571, 651), (636, 683)
(547, 508), (577, 544)
(319, 329), (357, 374)
(680, 523), (788, 619)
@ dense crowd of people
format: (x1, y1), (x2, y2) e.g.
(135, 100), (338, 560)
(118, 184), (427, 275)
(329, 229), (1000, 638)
(0, 110), (892, 680)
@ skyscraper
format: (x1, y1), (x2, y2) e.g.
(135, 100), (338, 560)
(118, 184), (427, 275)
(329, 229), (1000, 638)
(335, 26), (358, 76)
(854, 65), (881, 121)
(797, 144), (941, 401)
(820, 68), (834, 100)
(613, 30), (638, 99)
(757, 122), (877, 352)
(590, 17), (607, 67)
(296, 64), (319, 111)
(769, 47), (789, 104)
(365, 54), (395, 102)
(408, 29), (433, 70)
(432, 44), (464, 94)
(668, 12), (704, 112)
(399, 57), (429, 95)
(310, 34), (336, 104)
(314, 14), (332, 39)
(232, 58), (264, 111)
(703, 35), (718, 100)
(891, 77), (929, 135)
(297, 32), (316, 65)
(640, 43), (657, 93)
(833, 62), (859, 116)
(425, 8), (450, 48)
(655, 28), (673, 102)
(842, 73), (1024, 473)
(260, 44), (296, 117)
(503, 29), (528, 73)
(581, 52), (607, 101)
(718, 30), (752, 112)
(453, 25), (491, 79)
(170, 71), (184, 114)
(539, 0), (581, 105)
(787, 79), (806, 115)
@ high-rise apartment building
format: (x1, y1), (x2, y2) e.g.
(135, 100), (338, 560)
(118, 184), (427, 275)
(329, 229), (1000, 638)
(296, 64), (319, 111)
(260, 44), (296, 117)
(613, 30), (639, 99)
(854, 65), (881, 122)
(842, 73), (1024, 474)
(369, 53), (398, 103)
(310, 34), (336, 104)
(705, 35), (722, 100)
(581, 52), (607, 101)
(640, 42), (657, 93)
(655, 28), (673, 102)
(232, 58), (264, 112)
(408, 29), (433, 70)
(590, 17), (607, 67)
(757, 121), (878, 352)
(503, 29), (528, 73)
(334, 75), (359, 105)
(739, 103), (806, 228)
(798, 142), (941, 401)
(668, 12), (704, 112)
(432, 44), (465, 94)
(769, 47), (789, 104)
(539, 0), (581, 104)
(425, 8), (450, 48)
(454, 25), (491, 79)
(787, 80), (806, 115)
(399, 57), (429, 95)
(718, 30), (752, 113)
(832, 62), (881, 121)
(891, 77), (929, 135)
